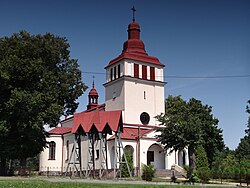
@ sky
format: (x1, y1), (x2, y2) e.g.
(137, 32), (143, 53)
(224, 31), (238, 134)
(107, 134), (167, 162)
(0, 0), (249, 150)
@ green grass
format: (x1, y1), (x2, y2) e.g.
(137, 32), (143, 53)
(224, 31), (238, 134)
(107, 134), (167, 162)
(0, 179), (236, 188)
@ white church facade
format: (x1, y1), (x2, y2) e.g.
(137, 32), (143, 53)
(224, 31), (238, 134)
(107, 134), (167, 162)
(39, 18), (188, 177)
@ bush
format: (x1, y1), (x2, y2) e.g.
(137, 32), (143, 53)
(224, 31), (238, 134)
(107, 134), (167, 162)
(190, 171), (199, 184)
(120, 149), (133, 177)
(197, 166), (211, 183)
(141, 164), (155, 181)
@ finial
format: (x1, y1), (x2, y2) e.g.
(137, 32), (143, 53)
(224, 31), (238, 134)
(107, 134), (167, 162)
(131, 6), (136, 22)
(92, 75), (95, 88)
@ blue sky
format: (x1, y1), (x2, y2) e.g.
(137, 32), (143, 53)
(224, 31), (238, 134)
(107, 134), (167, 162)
(1, 0), (249, 150)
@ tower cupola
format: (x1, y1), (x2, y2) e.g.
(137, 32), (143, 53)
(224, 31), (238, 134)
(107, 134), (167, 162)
(122, 22), (147, 55)
(106, 7), (164, 68)
(87, 80), (99, 110)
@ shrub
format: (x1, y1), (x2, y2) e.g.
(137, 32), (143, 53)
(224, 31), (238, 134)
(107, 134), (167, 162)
(141, 164), (155, 181)
(197, 166), (211, 183)
(120, 149), (133, 177)
(190, 171), (199, 184)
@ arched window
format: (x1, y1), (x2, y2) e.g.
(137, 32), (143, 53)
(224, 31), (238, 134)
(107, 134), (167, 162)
(49, 141), (56, 160)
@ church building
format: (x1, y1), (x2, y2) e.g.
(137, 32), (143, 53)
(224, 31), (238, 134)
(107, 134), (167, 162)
(39, 14), (188, 177)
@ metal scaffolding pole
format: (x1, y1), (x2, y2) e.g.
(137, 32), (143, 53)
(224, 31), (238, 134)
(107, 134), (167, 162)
(99, 133), (108, 178)
(86, 133), (96, 178)
(113, 131), (132, 179)
(65, 133), (81, 177)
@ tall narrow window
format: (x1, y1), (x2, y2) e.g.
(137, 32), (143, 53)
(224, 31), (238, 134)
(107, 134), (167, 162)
(96, 149), (100, 159)
(49, 141), (56, 160)
(66, 140), (69, 161)
(142, 65), (147, 80)
(118, 64), (121, 78)
(144, 91), (146, 99)
(150, 67), (155, 81)
(114, 66), (117, 79)
(110, 68), (113, 81)
(134, 64), (139, 78)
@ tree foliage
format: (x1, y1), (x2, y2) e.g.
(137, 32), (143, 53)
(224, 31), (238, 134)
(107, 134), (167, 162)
(0, 31), (87, 175)
(120, 148), (133, 177)
(156, 95), (224, 179)
(195, 145), (210, 183)
(236, 100), (250, 160)
(141, 164), (155, 181)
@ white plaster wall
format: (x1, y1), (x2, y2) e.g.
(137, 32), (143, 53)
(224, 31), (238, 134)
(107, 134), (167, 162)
(147, 144), (165, 169)
(61, 118), (73, 128)
(107, 139), (137, 169)
(61, 134), (74, 172)
(105, 79), (124, 112)
(139, 139), (157, 167)
(39, 135), (63, 173)
(123, 79), (164, 125)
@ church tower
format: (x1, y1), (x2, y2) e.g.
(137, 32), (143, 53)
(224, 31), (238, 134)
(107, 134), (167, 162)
(104, 13), (165, 126)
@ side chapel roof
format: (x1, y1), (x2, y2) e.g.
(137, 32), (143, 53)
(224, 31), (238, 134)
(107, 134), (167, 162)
(71, 109), (123, 134)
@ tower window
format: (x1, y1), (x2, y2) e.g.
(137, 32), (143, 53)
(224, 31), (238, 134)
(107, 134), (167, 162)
(48, 141), (56, 160)
(150, 67), (155, 81)
(142, 65), (147, 80)
(144, 91), (146, 99)
(110, 68), (113, 81)
(118, 64), (121, 78)
(114, 66), (117, 79)
(134, 64), (139, 78)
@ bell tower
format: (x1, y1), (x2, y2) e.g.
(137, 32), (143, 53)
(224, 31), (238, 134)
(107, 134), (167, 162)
(104, 12), (165, 125)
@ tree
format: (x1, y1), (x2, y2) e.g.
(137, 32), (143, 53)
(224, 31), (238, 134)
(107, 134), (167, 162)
(120, 148), (133, 177)
(236, 100), (250, 160)
(211, 147), (232, 181)
(156, 95), (224, 179)
(0, 31), (87, 175)
(195, 145), (210, 183)
(141, 164), (155, 181)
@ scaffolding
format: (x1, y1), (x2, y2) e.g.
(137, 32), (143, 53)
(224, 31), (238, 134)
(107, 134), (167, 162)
(113, 130), (132, 178)
(65, 110), (131, 179)
(65, 133), (83, 177)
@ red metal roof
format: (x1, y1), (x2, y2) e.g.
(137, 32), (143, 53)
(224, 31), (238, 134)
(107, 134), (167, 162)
(71, 109), (123, 134)
(109, 127), (154, 140)
(49, 127), (72, 135)
(106, 21), (164, 68)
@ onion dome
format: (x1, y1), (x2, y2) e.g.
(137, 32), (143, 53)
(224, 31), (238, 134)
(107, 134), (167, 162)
(106, 19), (164, 68)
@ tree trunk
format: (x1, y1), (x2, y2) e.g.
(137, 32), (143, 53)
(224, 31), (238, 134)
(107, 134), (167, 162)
(0, 158), (7, 176)
(20, 157), (27, 176)
(188, 145), (196, 179)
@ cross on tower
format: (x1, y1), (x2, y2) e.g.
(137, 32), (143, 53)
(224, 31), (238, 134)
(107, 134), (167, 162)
(131, 6), (136, 22)
(92, 75), (95, 88)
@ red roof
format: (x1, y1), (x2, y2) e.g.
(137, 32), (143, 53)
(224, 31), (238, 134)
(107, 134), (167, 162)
(89, 88), (98, 95)
(71, 109), (123, 134)
(106, 21), (164, 68)
(109, 127), (154, 140)
(49, 127), (72, 135)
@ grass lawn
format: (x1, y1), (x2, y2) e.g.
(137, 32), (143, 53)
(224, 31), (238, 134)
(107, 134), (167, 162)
(0, 179), (237, 188)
